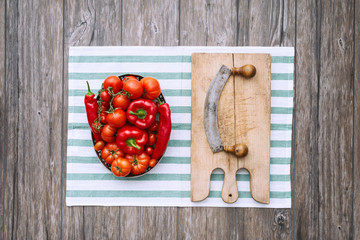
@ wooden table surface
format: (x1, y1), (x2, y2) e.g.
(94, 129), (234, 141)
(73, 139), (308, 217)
(0, 0), (359, 239)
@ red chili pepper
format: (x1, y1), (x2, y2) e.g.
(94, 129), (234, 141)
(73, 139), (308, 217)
(126, 99), (157, 129)
(84, 81), (102, 142)
(152, 99), (172, 160)
(116, 125), (148, 155)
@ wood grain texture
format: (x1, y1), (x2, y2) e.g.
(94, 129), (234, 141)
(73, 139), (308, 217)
(354, 0), (360, 238)
(2, 0), (64, 239)
(179, 1), (239, 239)
(122, 0), (179, 46)
(62, 0), (122, 239)
(236, 0), (295, 239)
(0, 0), (5, 237)
(120, 1), (179, 239)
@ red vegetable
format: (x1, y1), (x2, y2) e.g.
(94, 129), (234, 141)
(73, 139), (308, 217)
(116, 125), (148, 155)
(84, 81), (102, 142)
(126, 99), (157, 129)
(152, 100), (172, 160)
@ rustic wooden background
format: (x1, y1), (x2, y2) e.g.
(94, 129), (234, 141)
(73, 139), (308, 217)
(0, 0), (359, 239)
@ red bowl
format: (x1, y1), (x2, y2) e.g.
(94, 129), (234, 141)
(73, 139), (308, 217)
(91, 74), (167, 178)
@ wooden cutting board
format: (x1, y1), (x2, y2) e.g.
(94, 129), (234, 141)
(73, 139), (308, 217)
(190, 53), (271, 204)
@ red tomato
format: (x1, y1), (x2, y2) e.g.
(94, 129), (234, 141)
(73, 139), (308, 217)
(122, 79), (143, 99)
(122, 75), (138, 84)
(101, 101), (110, 109)
(113, 94), (131, 110)
(146, 147), (153, 155)
(100, 111), (107, 124)
(106, 108), (126, 128)
(148, 133), (156, 146)
(140, 77), (161, 100)
(100, 90), (111, 102)
(101, 124), (117, 142)
(125, 153), (150, 175)
(101, 142), (125, 164)
(149, 159), (157, 168)
(104, 75), (122, 94)
(111, 157), (132, 177)
(94, 140), (105, 151)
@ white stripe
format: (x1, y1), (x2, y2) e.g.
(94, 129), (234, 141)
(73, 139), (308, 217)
(271, 63), (294, 73)
(271, 80), (294, 90)
(270, 148), (292, 158)
(67, 180), (290, 191)
(69, 46), (294, 57)
(66, 197), (291, 208)
(271, 114), (293, 124)
(170, 130), (191, 140)
(271, 97), (294, 108)
(271, 130), (292, 141)
(68, 129), (93, 140)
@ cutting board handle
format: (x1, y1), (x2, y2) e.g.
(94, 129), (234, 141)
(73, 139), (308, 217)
(221, 170), (239, 203)
(231, 64), (256, 78)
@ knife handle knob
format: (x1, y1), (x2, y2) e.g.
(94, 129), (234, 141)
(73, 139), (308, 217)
(224, 143), (248, 158)
(231, 64), (256, 78)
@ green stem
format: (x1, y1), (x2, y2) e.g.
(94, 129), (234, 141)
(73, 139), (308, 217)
(126, 138), (141, 149)
(129, 109), (147, 119)
(156, 97), (163, 105)
(115, 166), (122, 172)
(86, 81), (94, 95)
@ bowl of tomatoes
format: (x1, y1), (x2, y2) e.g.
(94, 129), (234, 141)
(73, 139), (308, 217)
(85, 74), (171, 178)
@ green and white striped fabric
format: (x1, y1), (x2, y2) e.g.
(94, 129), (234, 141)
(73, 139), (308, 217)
(67, 46), (294, 208)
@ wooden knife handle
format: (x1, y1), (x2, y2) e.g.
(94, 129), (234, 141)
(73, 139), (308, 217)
(224, 143), (248, 158)
(231, 64), (256, 78)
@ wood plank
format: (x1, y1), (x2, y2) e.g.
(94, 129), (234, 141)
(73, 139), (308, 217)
(3, 0), (19, 239)
(122, 0), (179, 46)
(179, 0), (238, 239)
(317, 0), (354, 239)
(62, 0), (122, 239)
(120, 0), (179, 239)
(2, 0), (64, 239)
(236, 0), (295, 239)
(354, 0), (360, 238)
(0, 0), (5, 237)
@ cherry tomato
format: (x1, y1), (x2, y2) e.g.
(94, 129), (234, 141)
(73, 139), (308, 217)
(101, 142), (125, 164)
(146, 147), (153, 155)
(106, 108), (126, 128)
(148, 121), (159, 132)
(101, 124), (117, 142)
(101, 101), (110, 109)
(100, 90), (111, 102)
(148, 133), (156, 146)
(149, 159), (157, 168)
(100, 111), (107, 124)
(122, 79), (143, 99)
(113, 94), (131, 110)
(111, 157), (132, 177)
(104, 75), (122, 94)
(92, 122), (102, 134)
(125, 153), (150, 175)
(140, 77), (161, 100)
(122, 75), (138, 84)
(94, 140), (105, 151)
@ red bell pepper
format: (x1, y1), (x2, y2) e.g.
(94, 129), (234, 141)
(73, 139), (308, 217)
(116, 125), (148, 155)
(126, 99), (157, 129)
(152, 99), (172, 160)
(84, 81), (102, 142)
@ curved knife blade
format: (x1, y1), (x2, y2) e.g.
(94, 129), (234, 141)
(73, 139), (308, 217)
(204, 65), (232, 153)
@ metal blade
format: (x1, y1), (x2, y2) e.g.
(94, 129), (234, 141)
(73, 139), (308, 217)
(204, 65), (232, 153)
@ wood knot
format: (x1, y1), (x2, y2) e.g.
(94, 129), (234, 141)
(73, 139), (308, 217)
(275, 213), (285, 226)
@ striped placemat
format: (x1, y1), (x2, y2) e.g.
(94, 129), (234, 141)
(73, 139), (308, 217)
(67, 46), (294, 208)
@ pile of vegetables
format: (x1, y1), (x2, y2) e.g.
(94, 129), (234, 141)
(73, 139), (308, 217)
(84, 75), (171, 177)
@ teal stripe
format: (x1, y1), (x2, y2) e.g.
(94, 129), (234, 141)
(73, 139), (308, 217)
(68, 89), (191, 97)
(66, 190), (291, 198)
(271, 73), (293, 80)
(69, 55), (192, 63)
(68, 122), (191, 131)
(67, 156), (291, 165)
(67, 173), (290, 182)
(271, 140), (292, 148)
(69, 72), (191, 80)
(271, 90), (293, 97)
(271, 124), (292, 130)
(271, 107), (293, 114)
(68, 106), (191, 114)
(270, 158), (291, 164)
(271, 56), (294, 63)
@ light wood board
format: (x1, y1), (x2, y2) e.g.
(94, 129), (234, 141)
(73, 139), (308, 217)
(191, 53), (271, 204)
